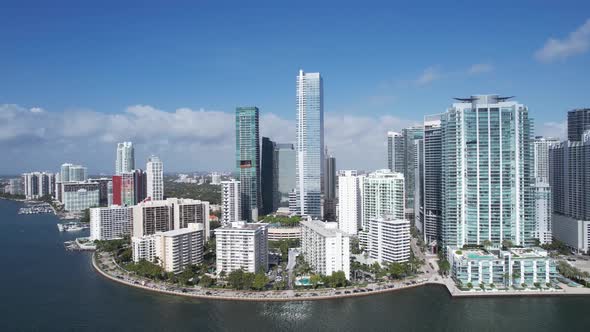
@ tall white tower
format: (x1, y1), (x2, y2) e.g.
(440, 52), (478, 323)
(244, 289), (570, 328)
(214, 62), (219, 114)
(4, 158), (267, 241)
(292, 69), (324, 218)
(337, 170), (364, 235)
(116, 142), (135, 175)
(221, 179), (241, 224)
(146, 155), (163, 201)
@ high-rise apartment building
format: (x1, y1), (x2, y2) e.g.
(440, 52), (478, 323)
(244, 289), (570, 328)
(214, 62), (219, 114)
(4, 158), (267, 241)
(132, 198), (210, 238)
(361, 169), (405, 230)
(146, 155), (163, 201)
(292, 70), (324, 218)
(422, 114), (443, 244)
(22, 172), (55, 200)
(221, 179), (241, 225)
(274, 143), (296, 207)
(414, 138), (424, 234)
(324, 152), (337, 221)
(534, 136), (560, 180)
(116, 142), (135, 175)
(550, 128), (590, 253)
(62, 182), (100, 211)
(236, 106), (261, 221)
(441, 95), (535, 250)
(567, 108), (590, 141)
(402, 126), (423, 220)
(367, 217), (411, 264)
(215, 221), (268, 274)
(261, 137), (276, 215)
(132, 223), (204, 273)
(387, 131), (404, 173)
(90, 205), (132, 241)
(300, 218), (350, 280)
(337, 170), (363, 235)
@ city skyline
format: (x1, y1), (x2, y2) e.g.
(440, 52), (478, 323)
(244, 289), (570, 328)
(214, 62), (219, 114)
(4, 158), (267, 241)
(2, 3), (589, 174)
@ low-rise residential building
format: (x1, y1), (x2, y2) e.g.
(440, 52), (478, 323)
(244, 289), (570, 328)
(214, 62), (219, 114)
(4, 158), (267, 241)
(89, 205), (132, 241)
(267, 224), (301, 241)
(214, 221), (268, 274)
(132, 223), (204, 273)
(448, 247), (558, 287)
(300, 218), (350, 280)
(367, 217), (411, 264)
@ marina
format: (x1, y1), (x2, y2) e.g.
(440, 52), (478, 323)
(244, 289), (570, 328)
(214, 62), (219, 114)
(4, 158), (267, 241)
(18, 203), (54, 215)
(57, 222), (90, 232)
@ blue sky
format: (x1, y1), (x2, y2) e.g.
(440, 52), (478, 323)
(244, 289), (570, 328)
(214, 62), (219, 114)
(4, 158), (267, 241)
(1, 1), (590, 174)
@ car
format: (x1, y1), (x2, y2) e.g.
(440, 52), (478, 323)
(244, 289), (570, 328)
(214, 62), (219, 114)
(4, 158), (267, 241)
(344, 291), (351, 294)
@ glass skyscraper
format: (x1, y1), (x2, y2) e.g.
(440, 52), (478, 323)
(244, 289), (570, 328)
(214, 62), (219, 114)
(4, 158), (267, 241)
(235, 106), (261, 221)
(292, 70), (323, 218)
(402, 126), (424, 219)
(387, 131), (404, 173)
(261, 137), (276, 215)
(567, 108), (590, 141)
(441, 95), (535, 250)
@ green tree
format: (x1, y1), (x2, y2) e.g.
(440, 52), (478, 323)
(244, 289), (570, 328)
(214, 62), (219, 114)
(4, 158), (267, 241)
(388, 263), (406, 279)
(439, 260), (451, 276)
(252, 273), (269, 290)
(481, 240), (492, 248)
(310, 274), (322, 289)
(199, 275), (214, 287)
(328, 271), (347, 288)
(228, 269), (246, 289)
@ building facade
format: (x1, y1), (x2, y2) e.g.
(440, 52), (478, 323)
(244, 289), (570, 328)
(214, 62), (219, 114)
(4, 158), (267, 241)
(337, 170), (363, 235)
(323, 152), (337, 221)
(441, 95), (535, 250)
(567, 108), (590, 141)
(236, 106), (261, 221)
(292, 70), (324, 218)
(90, 205), (132, 241)
(448, 247), (557, 287)
(132, 198), (210, 239)
(62, 182), (99, 211)
(146, 155), (164, 201)
(387, 131), (404, 173)
(214, 221), (268, 274)
(367, 217), (411, 264)
(261, 137), (276, 215)
(361, 170), (405, 230)
(422, 114), (443, 244)
(402, 126), (424, 220)
(116, 142), (135, 175)
(300, 218), (350, 280)
(221, 179), (241, 225)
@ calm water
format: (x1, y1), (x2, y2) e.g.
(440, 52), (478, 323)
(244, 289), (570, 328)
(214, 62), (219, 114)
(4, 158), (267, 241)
(1, 199), (590, 332)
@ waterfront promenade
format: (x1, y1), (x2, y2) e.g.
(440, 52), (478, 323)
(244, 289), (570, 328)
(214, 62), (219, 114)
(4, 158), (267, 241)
(93, 252), (590, 302)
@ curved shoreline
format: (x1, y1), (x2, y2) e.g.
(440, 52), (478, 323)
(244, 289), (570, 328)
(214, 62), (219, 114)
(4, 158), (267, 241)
(91, 253), (431, 302)
(92, 253), (590, 301)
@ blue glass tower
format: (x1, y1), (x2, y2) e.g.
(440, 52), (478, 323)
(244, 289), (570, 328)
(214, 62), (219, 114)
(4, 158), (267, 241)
(236, 107), (261, 221)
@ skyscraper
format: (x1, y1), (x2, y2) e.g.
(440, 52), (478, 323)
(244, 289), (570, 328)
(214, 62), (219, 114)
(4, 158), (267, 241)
(261, 137), (276, 215)
(387, 131), (404, 173)
(293, 70), (324, 218)
(441, 95), (534, 250)
(422, 114), (443, 244)
(550, 131), (590, 253)
(146, 155), (164, 201)
(567, 108), (590, 141)
(324, 151), (337, 221)
(534, 136), (560, 180)
(274, 143), (296, 207)
(402, 126), (423, 220)
(116, 142), (135, 175)
(235, 106), (261, 221)
(337, 170), (363, 235)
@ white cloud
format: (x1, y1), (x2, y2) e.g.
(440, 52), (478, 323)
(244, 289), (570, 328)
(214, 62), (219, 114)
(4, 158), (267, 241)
(415, 66), (441, 86)
(535, 18), (590, 62)
(536, 121), (566, 140)
(0, 104), (416, 174)
(468, 63), (493, 75)
(29, 107), (44, 113)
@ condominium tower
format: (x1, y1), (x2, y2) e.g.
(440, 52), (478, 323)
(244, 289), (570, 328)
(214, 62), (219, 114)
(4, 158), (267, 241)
(274, 143), (296, 207)
(215, 221), (268, 274)
(235, 107), (261, 221)
(337, 170), (363, 235)
(567, 108), (590, 141)
(116, 142), (135, 175)
(146, 155), (164, 201)
(221, 179), (241, 224)
(387, 131), (404, 173)
(441, 95), (535, 249)
(292, 70), (324, 218)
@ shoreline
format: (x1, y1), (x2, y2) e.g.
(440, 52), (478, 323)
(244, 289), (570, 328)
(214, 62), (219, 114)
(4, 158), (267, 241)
(92, 253), (590, 302)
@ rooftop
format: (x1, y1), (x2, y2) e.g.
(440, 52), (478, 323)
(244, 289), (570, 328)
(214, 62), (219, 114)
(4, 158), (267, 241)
(300, 219), (348, 238)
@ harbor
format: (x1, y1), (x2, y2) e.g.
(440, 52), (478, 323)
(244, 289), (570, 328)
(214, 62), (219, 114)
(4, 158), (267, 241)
(17, 203), (54, 215)
(57, 221), (89, 232)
